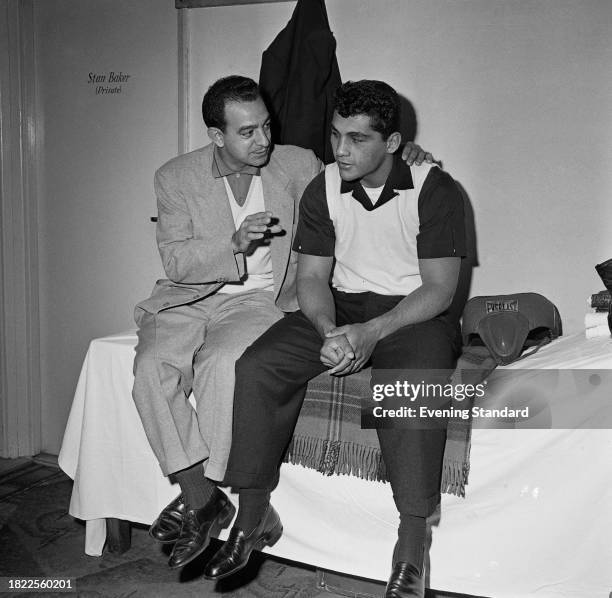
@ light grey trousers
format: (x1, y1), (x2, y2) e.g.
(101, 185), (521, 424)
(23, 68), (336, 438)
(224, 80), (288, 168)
(132, 289), (283, 479)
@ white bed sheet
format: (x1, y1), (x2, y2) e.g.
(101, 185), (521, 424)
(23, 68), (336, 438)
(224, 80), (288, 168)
(58, 331), (612, 597)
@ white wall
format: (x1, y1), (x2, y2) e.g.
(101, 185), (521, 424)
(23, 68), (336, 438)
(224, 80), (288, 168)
(32, 0), (612, 453)
(187, 0), (612, 335)
(34, 0), (177, 453)
(186, 1), (296, 148)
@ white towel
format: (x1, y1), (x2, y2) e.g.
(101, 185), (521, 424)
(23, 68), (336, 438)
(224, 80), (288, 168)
(585, 324), (611, 339)
(584, 312), (609, 329)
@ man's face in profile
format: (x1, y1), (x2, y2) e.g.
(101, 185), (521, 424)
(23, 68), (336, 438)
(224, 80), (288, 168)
(330, 111), (392, 188)
(217, 97), (272, 170)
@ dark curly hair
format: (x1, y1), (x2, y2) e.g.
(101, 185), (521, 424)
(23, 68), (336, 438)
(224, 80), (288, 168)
(333, 80), (400, 140)
(202, 76), (261, 130)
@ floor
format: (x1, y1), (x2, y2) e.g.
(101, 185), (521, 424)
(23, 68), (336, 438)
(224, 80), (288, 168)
(0, 456), (487, 598)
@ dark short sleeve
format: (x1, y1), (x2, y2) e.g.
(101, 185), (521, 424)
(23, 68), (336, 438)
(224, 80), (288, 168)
(293, 171), (336, 256)
(417, 167), (466, 259)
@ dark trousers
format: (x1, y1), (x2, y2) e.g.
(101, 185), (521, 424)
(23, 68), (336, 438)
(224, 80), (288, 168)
(225, 290), (460, 517)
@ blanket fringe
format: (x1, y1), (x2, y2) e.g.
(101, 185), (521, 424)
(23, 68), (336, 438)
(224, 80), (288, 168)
(284, 435), (387, 482)
(440, 459), (470, 498)
(285, 434), (470, 496)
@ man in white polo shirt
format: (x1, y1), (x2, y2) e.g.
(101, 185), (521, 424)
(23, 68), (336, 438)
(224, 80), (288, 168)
(207, 80), (465, 598)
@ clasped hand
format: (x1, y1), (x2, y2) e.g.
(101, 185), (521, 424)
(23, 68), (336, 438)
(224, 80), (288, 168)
(321, 322), (378, 376)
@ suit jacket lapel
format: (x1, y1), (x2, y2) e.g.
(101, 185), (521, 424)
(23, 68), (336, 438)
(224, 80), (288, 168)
(261, 160), (293, 299)
(199, 145), (238, 242)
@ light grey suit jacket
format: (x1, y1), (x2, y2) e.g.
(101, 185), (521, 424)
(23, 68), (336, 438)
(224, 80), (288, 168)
(137, 143), (322, 315)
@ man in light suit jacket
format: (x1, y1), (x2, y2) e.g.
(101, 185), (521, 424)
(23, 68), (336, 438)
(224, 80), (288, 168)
(132, 75), (431, 570)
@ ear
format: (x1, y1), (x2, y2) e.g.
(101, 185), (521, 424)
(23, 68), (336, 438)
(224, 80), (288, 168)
(207, 127), (224, 147)
(386, 131), (401, 154)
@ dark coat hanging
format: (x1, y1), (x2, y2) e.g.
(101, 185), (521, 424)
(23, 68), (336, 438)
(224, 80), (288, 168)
(259, 0), (342, 164)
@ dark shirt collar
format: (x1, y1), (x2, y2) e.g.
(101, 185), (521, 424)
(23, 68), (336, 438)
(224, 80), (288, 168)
(212, 146), (260, 178)
(339, 153), (414, 211)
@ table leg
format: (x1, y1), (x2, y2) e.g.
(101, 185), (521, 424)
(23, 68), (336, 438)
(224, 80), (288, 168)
(105, 518), (132, 554)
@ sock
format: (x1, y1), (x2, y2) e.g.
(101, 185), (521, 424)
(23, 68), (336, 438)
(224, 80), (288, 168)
(235, 489), (270, 533)
(174, 462), (216, 510)
(394, 513), (426, 572)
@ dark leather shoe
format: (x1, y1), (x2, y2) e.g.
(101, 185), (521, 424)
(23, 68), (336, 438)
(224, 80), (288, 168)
(385, 562), (425, 598)
(168, 487), (236, 569)
(149, 494), (185, 543)
(203, 504), (282, 580)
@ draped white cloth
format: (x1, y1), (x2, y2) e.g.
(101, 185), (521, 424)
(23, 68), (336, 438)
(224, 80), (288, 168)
(59, 332), (612, 597)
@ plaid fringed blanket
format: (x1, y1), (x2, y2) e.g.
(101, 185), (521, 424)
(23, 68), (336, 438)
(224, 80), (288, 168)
(444, 346), (498, 496)
(284, 346), (498, 498)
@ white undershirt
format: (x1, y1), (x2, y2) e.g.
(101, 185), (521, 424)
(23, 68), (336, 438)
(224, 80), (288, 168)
(217, 176), (274, 294)
(362, 184), (385, 206)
